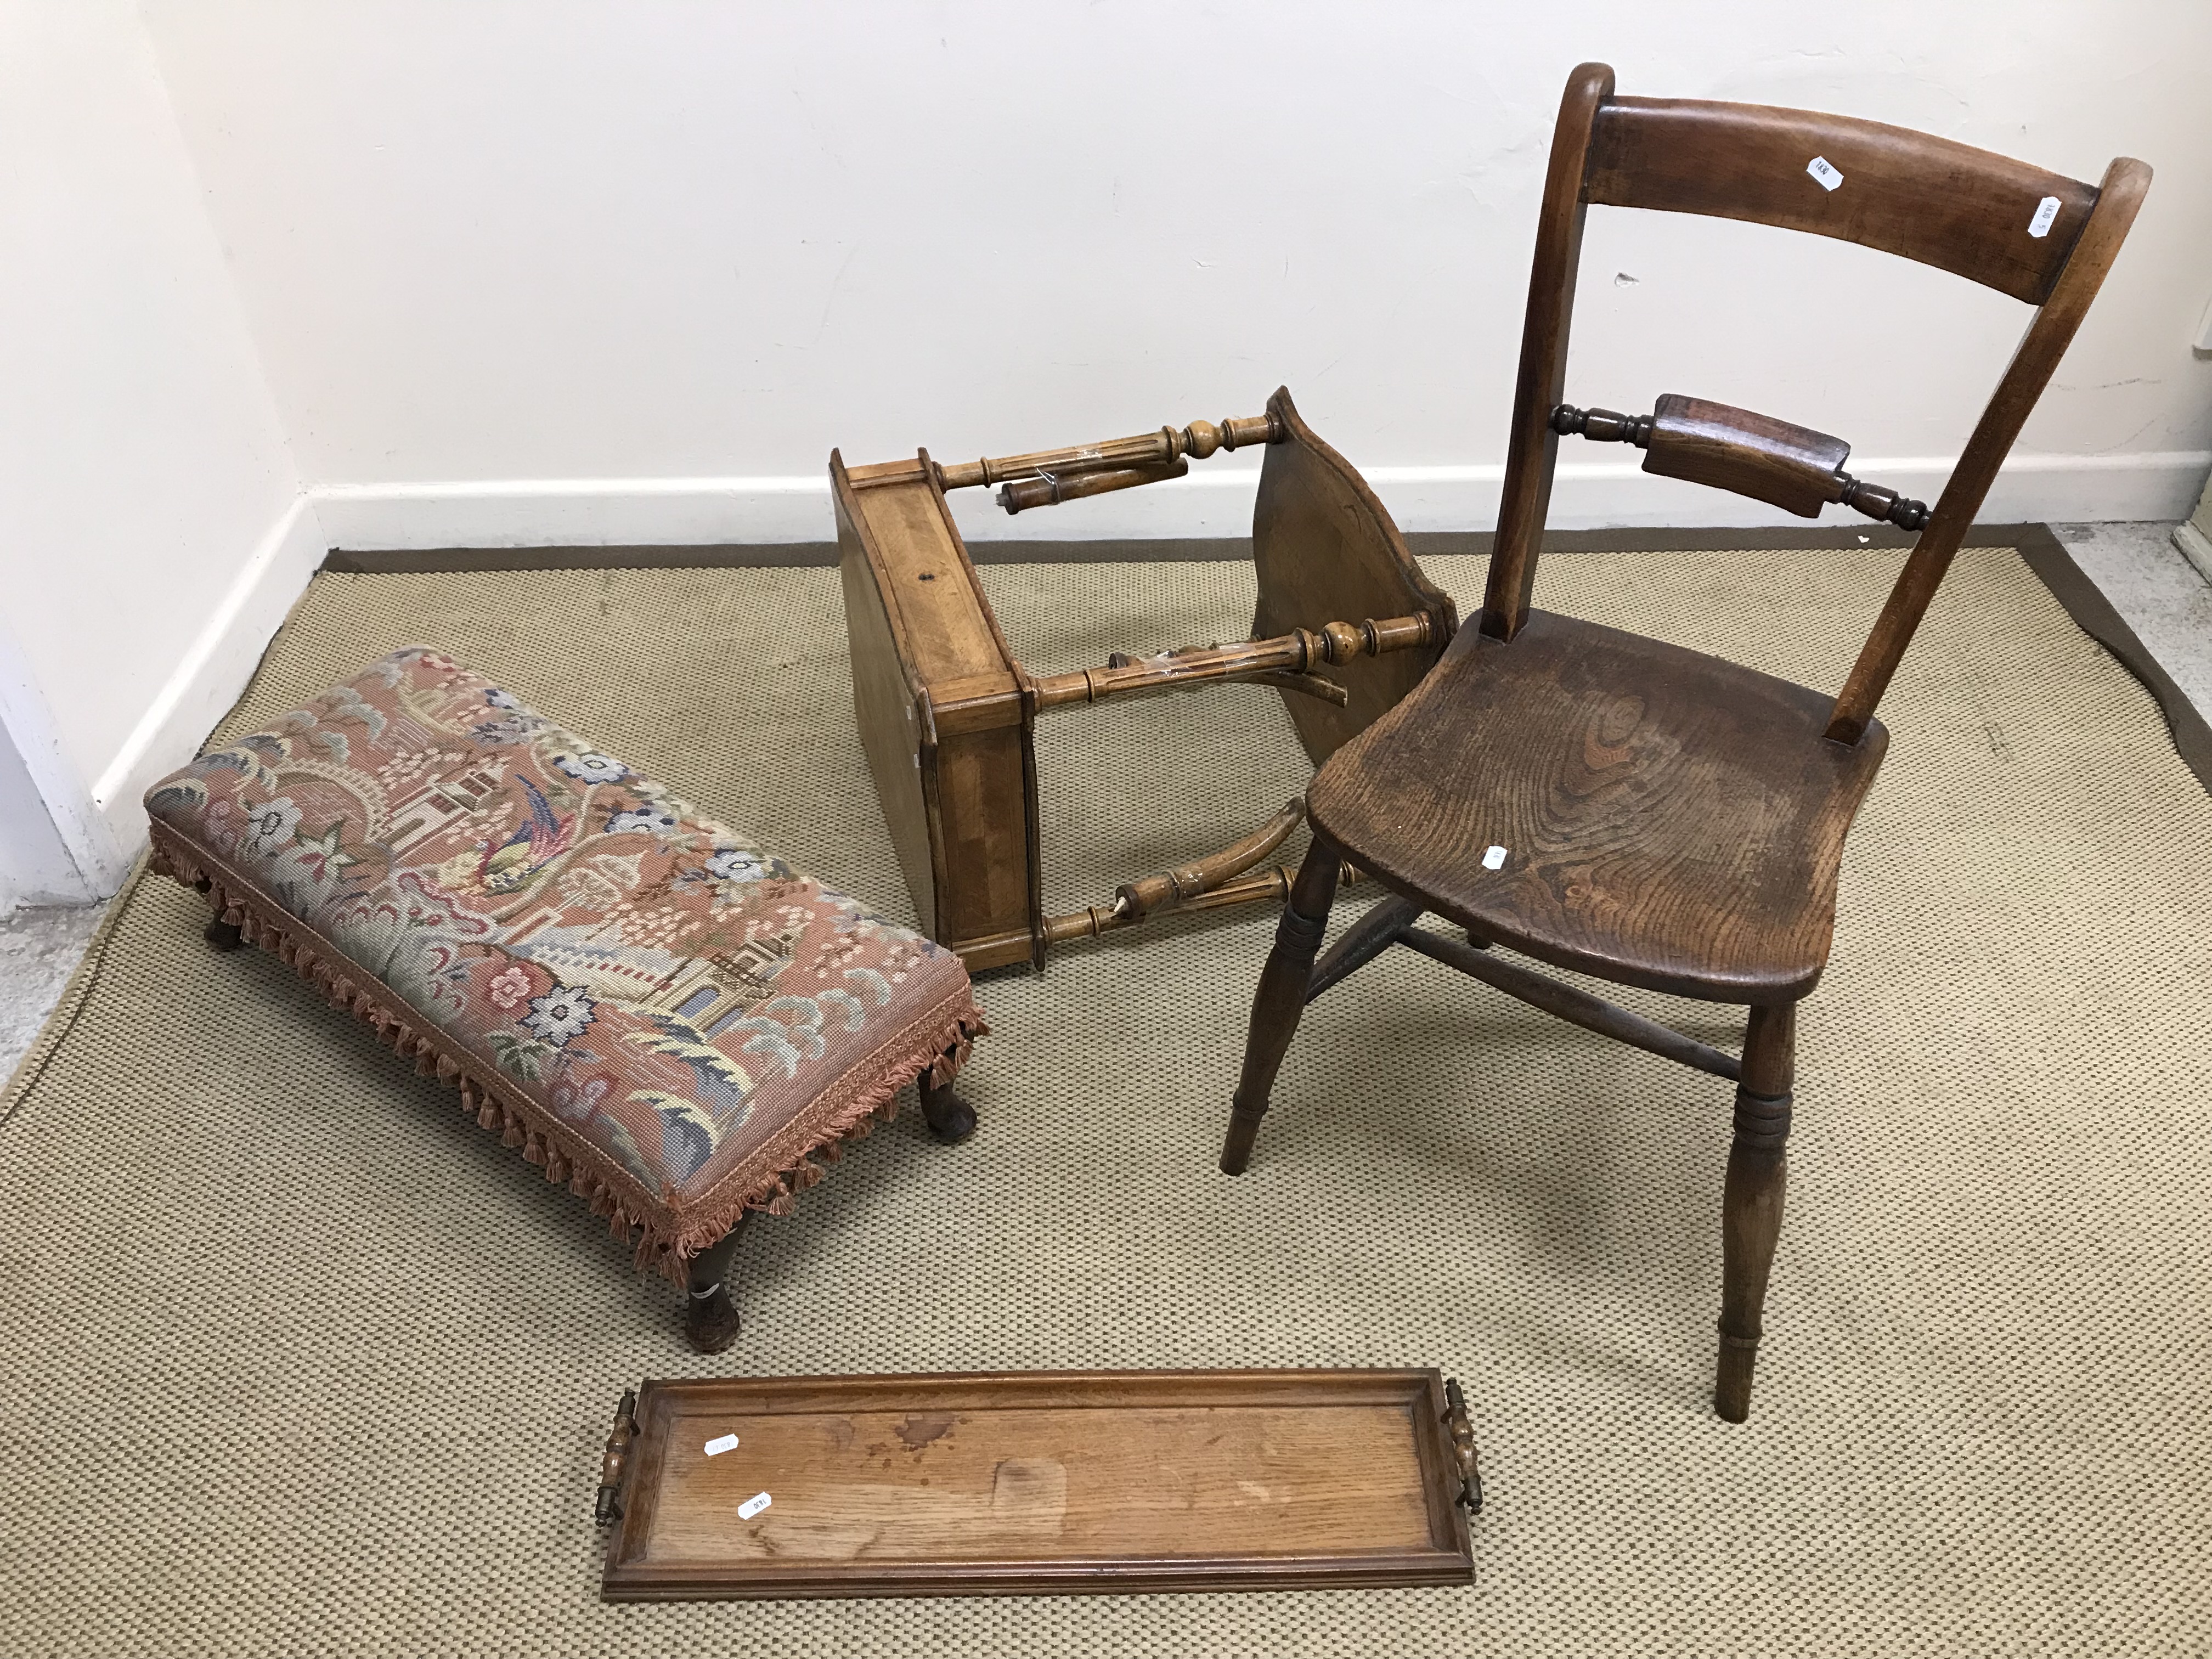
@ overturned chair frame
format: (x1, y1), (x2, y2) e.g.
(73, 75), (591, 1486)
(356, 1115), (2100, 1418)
(832, 387), (1457, 970)
(1220, 65), (2148, 1420)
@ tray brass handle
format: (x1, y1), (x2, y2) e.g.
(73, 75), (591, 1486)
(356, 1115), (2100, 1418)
(595, 1389), (638, 1528)
(1444, 1378), (1482, 1513)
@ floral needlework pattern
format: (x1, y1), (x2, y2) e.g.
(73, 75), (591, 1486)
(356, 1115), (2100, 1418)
(145, 648), (981, 1231)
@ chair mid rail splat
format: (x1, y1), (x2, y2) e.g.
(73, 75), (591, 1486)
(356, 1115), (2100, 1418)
(1550, 397), (1932, 529)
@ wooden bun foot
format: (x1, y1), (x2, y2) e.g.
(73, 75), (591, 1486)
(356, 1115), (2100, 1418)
(204, 917), (245, 951)
(680, 1223), (748, 1353)
(684, 1286), (742, 1355)
(918, 1081), (977, 1145)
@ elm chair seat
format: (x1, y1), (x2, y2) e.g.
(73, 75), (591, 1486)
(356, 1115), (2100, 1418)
(1307, 610), (1889, 1004)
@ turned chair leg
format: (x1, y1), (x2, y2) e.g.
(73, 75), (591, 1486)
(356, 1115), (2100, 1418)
(1715, 1002), (1796, 1422)
(917, 1049), (977, 1145)
(1220, 840), (1343, 1175)
(682, 1216), (751, 1355)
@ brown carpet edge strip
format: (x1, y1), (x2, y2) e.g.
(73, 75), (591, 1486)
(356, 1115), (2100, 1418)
(323, 524), (2210, 794)
(323, 522), (1925, 574)
(2011, 525), (2212, 790)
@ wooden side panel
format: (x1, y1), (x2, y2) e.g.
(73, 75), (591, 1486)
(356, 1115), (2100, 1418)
(919, 452), (1046, 972)
(834, 458), (1036, 966)
(603, 1368), (1472, 1600)
(1251, 386), (1457, 765)
(833, 458), (935, 934)
(924, 725), (1032, 966)
(1583, 97), (2099, 305)
(850, 482), (1019, 691)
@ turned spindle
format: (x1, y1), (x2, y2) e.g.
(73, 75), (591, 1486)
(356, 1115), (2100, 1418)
(1042, 860), (1362, 947)
(935, 411), (1286, 498)
(1029, 612), (1434, 711)
(1549, 403), (1654, 445)
(1834, 474), (1933, 531)
(997, 460), (1186, 514)
(1114, 799), (1305, 920)
(1716, 1003), (1795, 1423)
(1220, 840), (1344, 1176)
(1176, 413), (1283, 459)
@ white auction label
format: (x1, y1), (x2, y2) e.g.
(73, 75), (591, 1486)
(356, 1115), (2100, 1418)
(2028, 195), (2061, 238)
(703, 1433), (740, 1457)
(1805, 156), (1844, 191)
(1482, 845), (1508, 870)
(738, 1491), (772, 1520)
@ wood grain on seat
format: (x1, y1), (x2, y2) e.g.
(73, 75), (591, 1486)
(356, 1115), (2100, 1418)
(1308, 612), (1889, 1003)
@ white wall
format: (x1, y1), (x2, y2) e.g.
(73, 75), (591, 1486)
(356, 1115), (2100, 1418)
(139, 0), (2212, 548)
(4, 1), (2209, 902)
(0, 0), (313, 898)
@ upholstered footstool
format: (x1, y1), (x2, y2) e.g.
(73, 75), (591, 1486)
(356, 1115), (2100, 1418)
(144, 646), (986, 1352)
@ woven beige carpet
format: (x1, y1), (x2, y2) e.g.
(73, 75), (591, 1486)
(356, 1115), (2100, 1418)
(4, 546), (2209, 1656)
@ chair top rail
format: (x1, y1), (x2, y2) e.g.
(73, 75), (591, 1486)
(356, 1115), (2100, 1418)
(1583, 97), (2100, 304)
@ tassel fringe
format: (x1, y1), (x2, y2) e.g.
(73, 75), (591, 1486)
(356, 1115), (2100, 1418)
(149, 821), (985, 1286)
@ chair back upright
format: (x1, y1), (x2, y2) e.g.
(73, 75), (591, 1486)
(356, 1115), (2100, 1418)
(1479, 62), (2151, 743)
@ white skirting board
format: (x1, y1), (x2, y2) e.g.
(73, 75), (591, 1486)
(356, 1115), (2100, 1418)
(18, 445), (2203, 903)
(2177, 521), (2212, 584)
(2174, 465), (2212, 584)
(0, 623), (119, 907)
(32, 494), (334, 898)
(307, 449), (2212, 551)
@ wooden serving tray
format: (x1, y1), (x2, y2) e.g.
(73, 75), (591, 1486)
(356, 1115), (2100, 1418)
(595, 1368), (1479, 1600)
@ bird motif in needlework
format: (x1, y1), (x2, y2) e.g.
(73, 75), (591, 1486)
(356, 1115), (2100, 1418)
(436, 776), (578, 898)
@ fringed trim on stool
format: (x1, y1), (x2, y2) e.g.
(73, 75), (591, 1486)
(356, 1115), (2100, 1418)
(148, 819), (988, 1289)
(651, 997), (988, 1283)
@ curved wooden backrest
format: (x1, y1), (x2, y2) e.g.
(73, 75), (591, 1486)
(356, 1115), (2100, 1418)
(1480, 63), (2150, 742)
(1584, 98), (2098, 305)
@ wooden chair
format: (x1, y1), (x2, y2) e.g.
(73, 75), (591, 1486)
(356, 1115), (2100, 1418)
(834, 387), (1455, 972)
(1218, 63), (2148, 1421)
